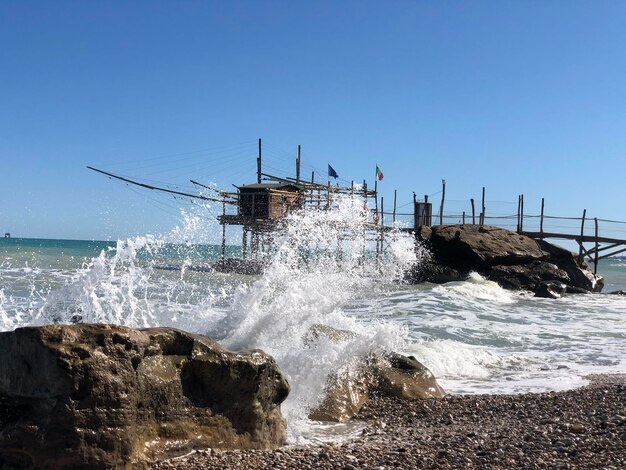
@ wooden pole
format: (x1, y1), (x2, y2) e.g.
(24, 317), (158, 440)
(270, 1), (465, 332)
(471, 198), (476, 224)
(519, 194), (524, 232)
(480, 187), (486, 227)
(393, 189), (397, 225)
(374, 180), (379, 219)
(363, 181), (368, 219)
(327, 180), (331, 209)
(257, 138), (262, 184)
(251, 230), (258, 258)
(377, 197), (384, 258)
(296, 145), (301, 183)
(578, 209), (587, 265)
(517, 195), (521, 233)
(439, 179), (446, 225)
(242, 227), (248, 259)
(462, 211), (466, 225)
(221, 201), (226, 259)
(594, 217), (599, 274)
(362, 181), (368, 264)
(413, 192), (417, 229)
(311, 171), (315, 184)
(539, 198), (545, 233)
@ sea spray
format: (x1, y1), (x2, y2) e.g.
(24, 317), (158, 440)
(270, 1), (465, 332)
(34, 236), (163, 327)
(212, 195), (420, 440)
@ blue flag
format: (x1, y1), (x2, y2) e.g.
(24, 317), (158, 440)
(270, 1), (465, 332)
(328, 164), (338, 179)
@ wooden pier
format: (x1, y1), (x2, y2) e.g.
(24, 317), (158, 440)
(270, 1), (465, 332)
(518, 204), (626, 274)
(394, 185), (626, 275)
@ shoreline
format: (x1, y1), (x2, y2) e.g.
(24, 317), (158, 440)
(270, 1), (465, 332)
(152, 374), (626, 469)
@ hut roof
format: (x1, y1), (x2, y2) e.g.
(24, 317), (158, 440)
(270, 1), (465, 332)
(237, 182), (302, 191)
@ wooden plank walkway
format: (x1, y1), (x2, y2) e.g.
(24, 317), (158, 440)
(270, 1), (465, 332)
(520, 231), (626, 246)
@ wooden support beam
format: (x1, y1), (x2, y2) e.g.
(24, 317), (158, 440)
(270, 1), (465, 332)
(439, 179), (446, 225)
(242, 227), (248, 259)
(598, 246), (626, 260)
(517, 195), (521, 233)
(374, 180), (378, 217)
(522, 231), (626, 245)
(578, 209), (587, 266)
(327, 181), (331, 209)
(539, 198), (545, 233)
(594, 217), (599, 274)
(481, 187), (486, 227)
(296, 145), (301, 183)
(593, 242), (623, 254)
(578, 242), (594, 263)
(221, 201), (226, 259)
(393, 189), (397, 225)
(257, 138), (262, 184)
(519, 194), (524, 232)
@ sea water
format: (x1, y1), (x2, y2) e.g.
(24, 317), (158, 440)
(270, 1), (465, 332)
(1, 197), (625, 442)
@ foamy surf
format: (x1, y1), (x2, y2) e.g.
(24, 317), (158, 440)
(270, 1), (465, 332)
(434, 272), (516, 303)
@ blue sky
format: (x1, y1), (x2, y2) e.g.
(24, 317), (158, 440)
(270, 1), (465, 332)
(1, 1), (625, 241)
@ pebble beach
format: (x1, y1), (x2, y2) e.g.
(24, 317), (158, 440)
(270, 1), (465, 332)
(153, 374), (626, 469)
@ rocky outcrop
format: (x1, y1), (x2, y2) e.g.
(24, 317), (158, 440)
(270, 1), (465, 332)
(534, 280), (568, 299)
(0, 324), (289, 469)
(310, 352), (445, 422)
(410, 225), (604, 294)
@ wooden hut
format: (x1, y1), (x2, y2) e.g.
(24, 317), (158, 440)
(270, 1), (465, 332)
(237, 182), (303, 220)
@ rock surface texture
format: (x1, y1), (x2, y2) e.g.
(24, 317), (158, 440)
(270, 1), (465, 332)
(310, 352), (445, 422)
(0, 324), (289, 469)
(410, 225), (604, 294)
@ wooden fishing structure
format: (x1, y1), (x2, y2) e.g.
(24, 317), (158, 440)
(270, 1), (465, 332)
(88, 139), (626, 274)
(214, 140), (385, 259)
(88, 139), (383, 262)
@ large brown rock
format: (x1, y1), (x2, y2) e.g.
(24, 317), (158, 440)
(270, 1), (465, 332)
(0, 324), (289, 469)
(429, 225), (547, 268)
(410, 225), (603, 294)
(310, 352), (445, 422)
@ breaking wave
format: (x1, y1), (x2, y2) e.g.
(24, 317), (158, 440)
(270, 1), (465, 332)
(0, 195), (420, 442)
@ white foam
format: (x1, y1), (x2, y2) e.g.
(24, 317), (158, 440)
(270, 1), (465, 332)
(406, 339), (499, 380)
(434, 272), (515, 303)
